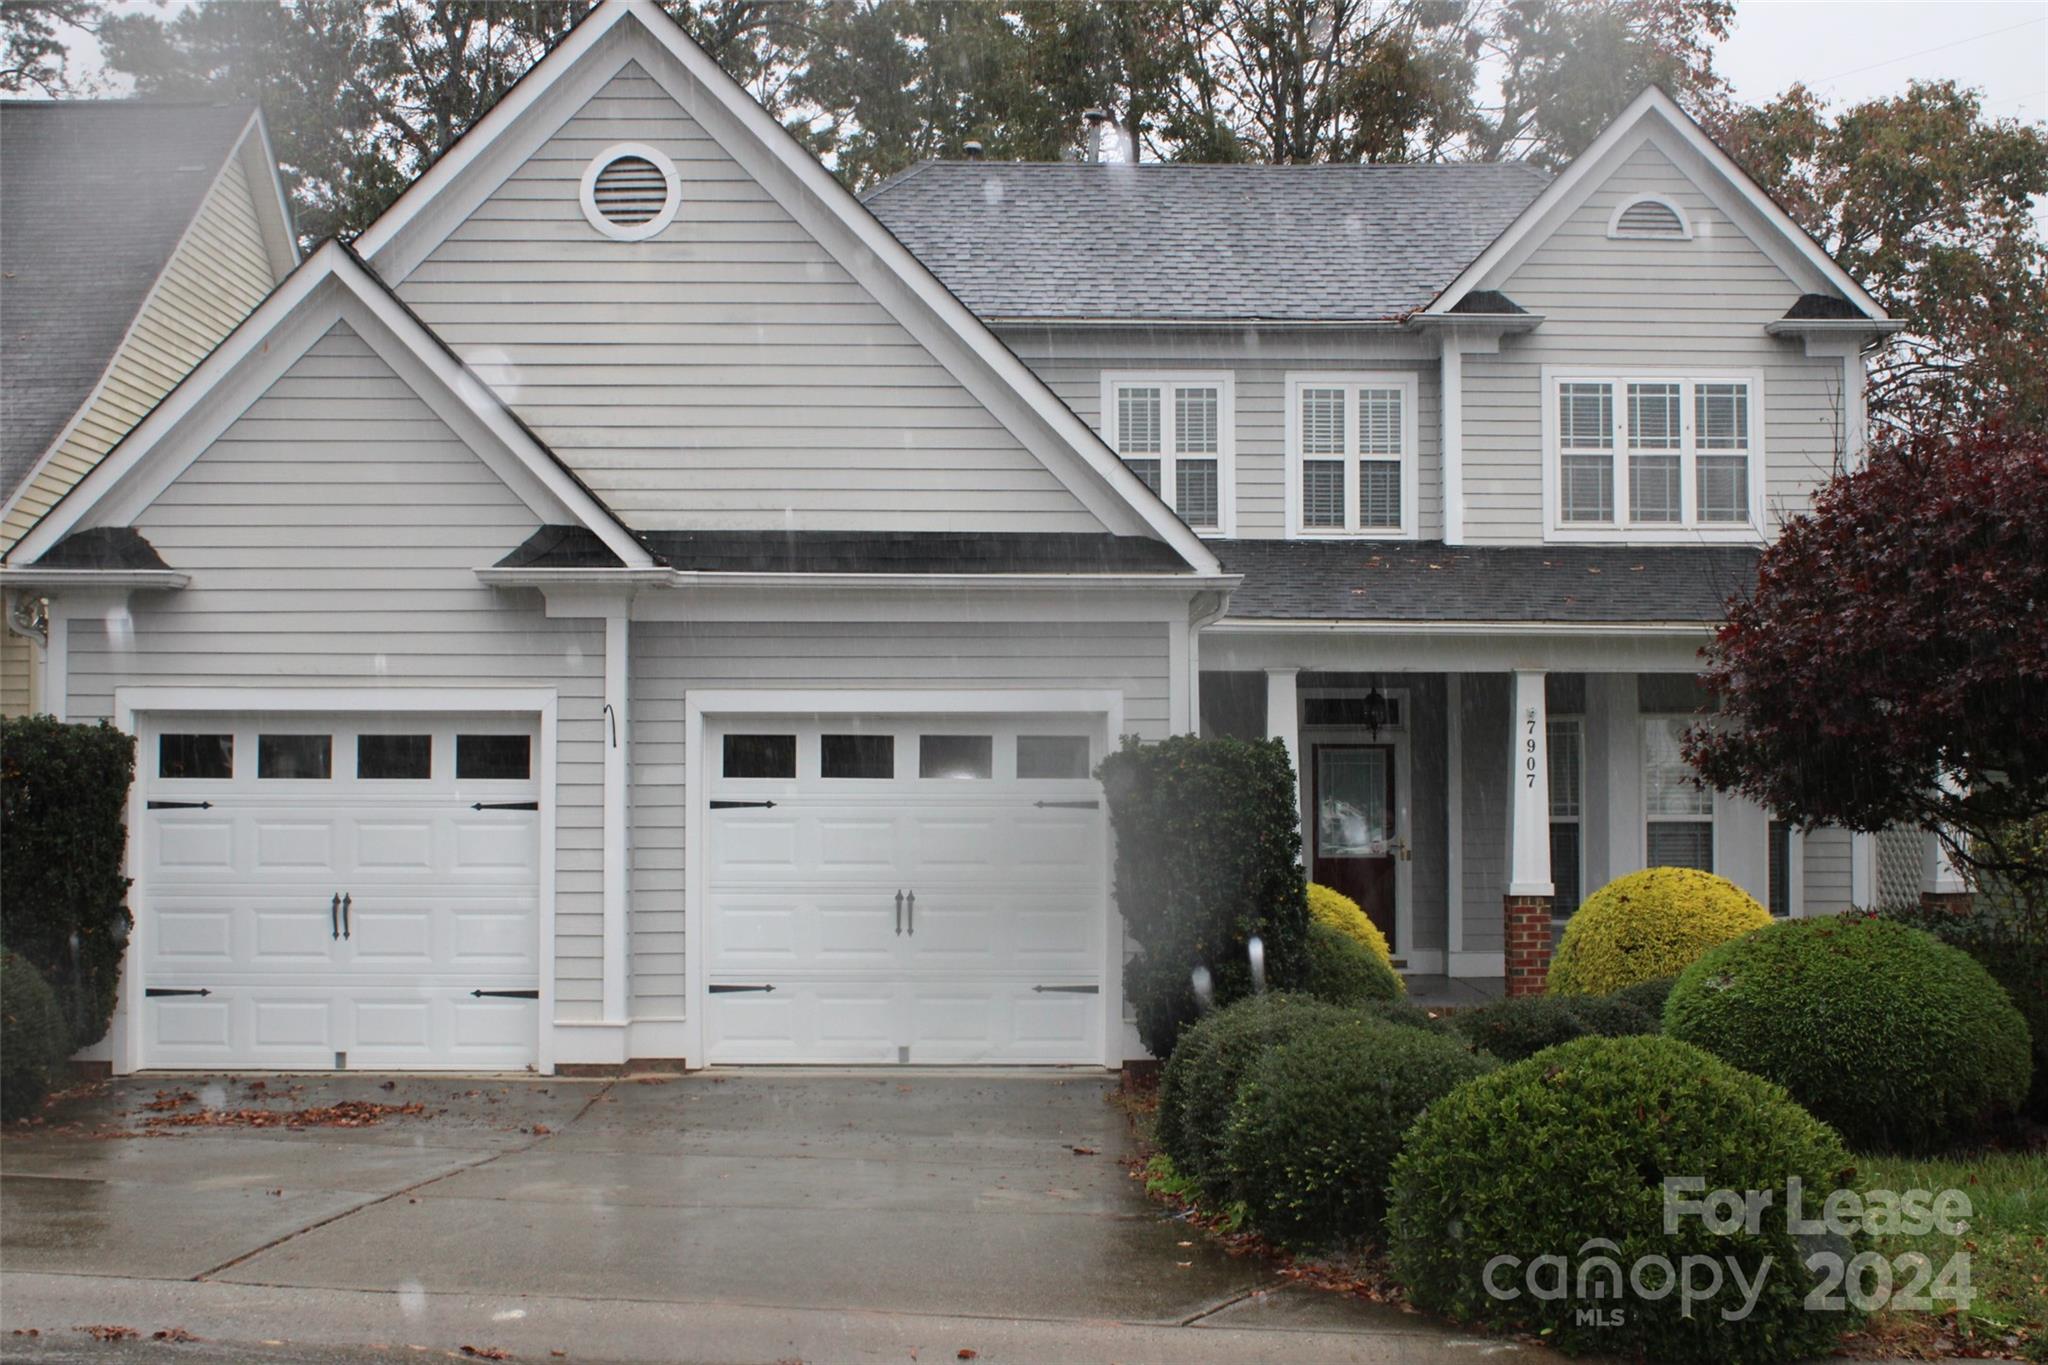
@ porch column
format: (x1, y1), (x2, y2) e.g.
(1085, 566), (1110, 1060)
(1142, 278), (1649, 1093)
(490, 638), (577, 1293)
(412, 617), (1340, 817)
(1266, 667), (1303, 852)
(1921, 773), (1971, 914)
(602, 605), (630, 1023)
(1505, 668), (1554, 996)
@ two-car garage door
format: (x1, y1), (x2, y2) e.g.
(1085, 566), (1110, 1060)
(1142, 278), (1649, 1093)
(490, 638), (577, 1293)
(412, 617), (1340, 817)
(701, 715), (1112, 1066)
(140, 714), (541, 1071)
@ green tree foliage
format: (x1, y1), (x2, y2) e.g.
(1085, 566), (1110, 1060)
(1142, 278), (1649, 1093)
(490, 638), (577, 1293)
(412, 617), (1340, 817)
(1714, 80), (2048, 433)
(0, 717), (137, 1048)
(0, 0), (103, 95)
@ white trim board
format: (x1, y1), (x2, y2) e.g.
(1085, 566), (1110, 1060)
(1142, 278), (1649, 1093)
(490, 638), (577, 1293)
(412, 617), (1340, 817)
(350, 0), (1218, 575)
(1426, 87), (1887, 321)
(110, 686), (560, 1076)
(682, 688), (1127, 1069)
(8, 243), (651, 569)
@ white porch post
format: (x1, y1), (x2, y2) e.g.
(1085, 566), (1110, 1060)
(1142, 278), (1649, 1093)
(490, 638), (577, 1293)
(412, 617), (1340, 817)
(1921, 772), (1971, 910)
(602, 605), (630, 1024)
(1266, 666), (1303, 848)
(1851, 830), (1876, 908)
(1506, 669), (1554, 995)
(43, 599), (68, 722)
(1438, 337), (1466, 545)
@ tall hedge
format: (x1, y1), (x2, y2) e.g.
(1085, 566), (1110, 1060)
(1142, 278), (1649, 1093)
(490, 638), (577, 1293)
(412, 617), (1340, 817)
(1, 717), (136, 1046)
(1098, 735), (1310, 1057)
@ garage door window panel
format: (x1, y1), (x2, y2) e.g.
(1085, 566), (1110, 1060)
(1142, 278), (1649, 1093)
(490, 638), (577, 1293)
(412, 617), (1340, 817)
(722, 733), (795, 780)
(920, 734), (993, 780)
(160, 733), (233, 780)
(258, 734), (332, 780)
(822, 733), (894, 780)
(457, 733), (532, 782)
(1016, 735), (1092, 780)
(357, 734), (432, 781)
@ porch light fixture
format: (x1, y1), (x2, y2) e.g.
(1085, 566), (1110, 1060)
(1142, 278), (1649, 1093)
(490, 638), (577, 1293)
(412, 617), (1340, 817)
(1360, 685), (1389, 739)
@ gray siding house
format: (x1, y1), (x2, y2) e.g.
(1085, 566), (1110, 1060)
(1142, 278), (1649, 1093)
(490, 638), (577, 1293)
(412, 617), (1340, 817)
(0, 0), (1922, 1074)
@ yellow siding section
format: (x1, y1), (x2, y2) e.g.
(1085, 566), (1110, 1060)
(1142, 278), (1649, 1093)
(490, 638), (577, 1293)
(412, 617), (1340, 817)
(0, 153), (277, 558)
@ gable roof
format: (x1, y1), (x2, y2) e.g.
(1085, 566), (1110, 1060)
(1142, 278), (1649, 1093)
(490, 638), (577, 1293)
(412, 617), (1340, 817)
(5, 241), (652, 568)
(861, 161), (1551, 324)
(350, 0), (1220, 575)
(1426, 87), (1888, 321)
(0, 100), (291, 497)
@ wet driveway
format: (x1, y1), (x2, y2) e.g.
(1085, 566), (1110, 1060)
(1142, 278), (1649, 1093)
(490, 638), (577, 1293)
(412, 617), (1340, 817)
(0, 1071), (1537, 1362)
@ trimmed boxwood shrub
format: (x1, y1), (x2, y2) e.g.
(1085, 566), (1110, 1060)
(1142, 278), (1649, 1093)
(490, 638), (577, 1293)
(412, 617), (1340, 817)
(1303, 921), (1403, 1006)
(1666, 915), (2032, 1150)
(1, 716), (136, 1046)
(1099, 736), (1310, 1057)
(1548, 868), (1771, 996)
(1357, 998), (1455, 1035)
(1448, 993), (1655, 1063)
(1154, 993), (1351, 1199)
(1388, 1035), (1863, 1364)
(1307, 882), (1395, 972)
(1882, 900), (2047, 1121)
(1224, 1015), (1496, 1249)
(1612, 975), (1679, 1021)
(2, 949), (71, 1121)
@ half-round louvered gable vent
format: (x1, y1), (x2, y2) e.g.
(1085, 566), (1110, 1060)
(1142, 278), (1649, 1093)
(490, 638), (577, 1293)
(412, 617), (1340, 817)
(578, 143), (681, 241)
(1610, 196), (1690, 239)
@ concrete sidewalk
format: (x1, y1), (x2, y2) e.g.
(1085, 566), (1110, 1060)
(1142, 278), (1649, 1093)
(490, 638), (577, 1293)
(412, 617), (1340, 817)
(0, 1071), (1548, 1362)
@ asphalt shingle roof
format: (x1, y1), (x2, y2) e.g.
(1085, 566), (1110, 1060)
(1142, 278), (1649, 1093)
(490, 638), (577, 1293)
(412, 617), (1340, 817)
(0, 100), (256, 499)
(1212, 540), (1762, 623)
(861, 160), (1551, 323)
(497, 527), (1193, 574)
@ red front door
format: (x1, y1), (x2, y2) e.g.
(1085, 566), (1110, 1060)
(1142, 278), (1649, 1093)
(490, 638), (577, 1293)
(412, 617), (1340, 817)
(1310, 743), (1397, 950)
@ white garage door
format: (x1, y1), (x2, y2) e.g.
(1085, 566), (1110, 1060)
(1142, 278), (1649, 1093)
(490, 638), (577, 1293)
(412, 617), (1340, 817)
(703, 715), (1110, 1065)
(140, 714), (541, 1071)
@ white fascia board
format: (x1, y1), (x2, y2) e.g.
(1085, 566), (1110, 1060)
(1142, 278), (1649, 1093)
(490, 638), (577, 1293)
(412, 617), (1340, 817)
(243, 109), (304, 279)
(1426, 88), (1887, 321)
(478, 566), (1238, 593)
(352, 0), (1217, 576)
(9, 243), (651, 569)
(0, 569), (189, 591)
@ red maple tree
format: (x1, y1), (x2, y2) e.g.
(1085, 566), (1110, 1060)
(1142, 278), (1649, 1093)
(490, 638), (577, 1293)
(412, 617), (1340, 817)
(1685, 421), (2048, 878)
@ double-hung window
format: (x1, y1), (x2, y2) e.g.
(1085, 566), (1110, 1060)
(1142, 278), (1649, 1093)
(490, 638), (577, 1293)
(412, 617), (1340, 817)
(1103, 373), (1233, 534)
(1549, 373), (1761, 536)
(1548, 717), (1585, 918)
(1643, 716), (1713, 871)
(1287, 373), (1419, 538)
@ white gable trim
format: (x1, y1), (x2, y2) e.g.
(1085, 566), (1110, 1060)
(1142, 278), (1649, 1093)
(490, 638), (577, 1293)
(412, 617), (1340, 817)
(0, 113), (297, 553)
(8, 242), (651, 568)
(352, 0), (1216, 573)
(1427, 87), (1887, 321)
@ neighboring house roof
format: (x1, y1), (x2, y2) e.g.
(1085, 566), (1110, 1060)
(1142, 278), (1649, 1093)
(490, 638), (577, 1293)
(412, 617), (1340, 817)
(860, 160), (1552, 323)
(1212, 540), (1761, 624)
(498, 526), (1192, 574)
(0, 101), (271, 497)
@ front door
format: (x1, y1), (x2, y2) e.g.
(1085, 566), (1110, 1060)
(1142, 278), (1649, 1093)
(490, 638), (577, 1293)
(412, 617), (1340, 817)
(1311, 743), (1397, 949)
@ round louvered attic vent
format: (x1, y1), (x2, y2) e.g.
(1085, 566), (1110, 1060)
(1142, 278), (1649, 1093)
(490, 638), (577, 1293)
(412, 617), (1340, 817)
(579, 143), (680, 241)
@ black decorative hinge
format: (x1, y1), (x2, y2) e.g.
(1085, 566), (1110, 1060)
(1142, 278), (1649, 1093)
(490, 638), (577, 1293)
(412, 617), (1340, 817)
(1032, 984), (1101, 994)
(470, 988), (540, 999)
(709, 799), (777, 810)
(147, 799), (213, 811)
(708, 983), (775, 994)
(1033, 799), (1100, 810)
(471, 800), (539, 811)
(145, 987), (212, 998)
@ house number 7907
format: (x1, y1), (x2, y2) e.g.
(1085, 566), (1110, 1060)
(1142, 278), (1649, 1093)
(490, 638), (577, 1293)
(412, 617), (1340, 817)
(1524, 707), (1539, 789)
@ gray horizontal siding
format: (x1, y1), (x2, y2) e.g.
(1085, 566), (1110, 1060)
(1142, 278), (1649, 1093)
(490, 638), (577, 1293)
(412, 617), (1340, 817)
(1464, 139), (1847, 544)
(1802, 827), (1854, 914)
(64, 323), (612, 1020)
(1004, 328), (1442, 540)
(627, 619), (1171, 1017)
(397, 64), (1101, 535)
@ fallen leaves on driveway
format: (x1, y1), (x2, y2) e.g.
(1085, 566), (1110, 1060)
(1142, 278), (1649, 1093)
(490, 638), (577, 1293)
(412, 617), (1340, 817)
(459, 1347), (511, 1360)
(1070, 1145), (1098, 1156)
(139, 1089), (197, 1112)
(78, 1325), (138, 1341)
(152, 1327), (199, 1342)
(139, 1100), (428, 1131)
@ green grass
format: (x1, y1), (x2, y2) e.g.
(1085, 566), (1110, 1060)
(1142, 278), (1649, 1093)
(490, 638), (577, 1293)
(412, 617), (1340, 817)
(1857, 1148), (2048, 1359)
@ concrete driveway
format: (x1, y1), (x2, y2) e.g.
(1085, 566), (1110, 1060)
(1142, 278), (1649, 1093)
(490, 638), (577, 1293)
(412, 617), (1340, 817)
(0, 1071), (1539, 1363)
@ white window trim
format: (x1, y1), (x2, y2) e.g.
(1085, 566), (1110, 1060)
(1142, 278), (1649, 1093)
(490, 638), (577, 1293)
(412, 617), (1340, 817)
(579, 142), (682, 242)
(1548, 715), (1585, 917)
(1283, 371), (1422, 540)
(1641, 714), (1714, 871)
(1099, 371), (1236, 536)
(1607, 194), (1694, 240)
(1541, 366), (1767, 543)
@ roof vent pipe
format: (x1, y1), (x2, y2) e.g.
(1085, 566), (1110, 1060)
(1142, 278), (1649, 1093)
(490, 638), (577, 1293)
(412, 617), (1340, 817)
(1083, 109), (1110, 163)
(963, 140), (984, 161)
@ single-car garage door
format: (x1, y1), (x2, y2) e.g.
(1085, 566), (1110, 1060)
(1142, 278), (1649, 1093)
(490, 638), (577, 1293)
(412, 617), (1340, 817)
(140, 714), (541, 1071)
(703, 714), (1111, 1065)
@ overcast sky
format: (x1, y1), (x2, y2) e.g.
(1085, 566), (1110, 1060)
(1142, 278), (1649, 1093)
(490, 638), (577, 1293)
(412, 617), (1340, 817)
(46, 0), (2048, 130)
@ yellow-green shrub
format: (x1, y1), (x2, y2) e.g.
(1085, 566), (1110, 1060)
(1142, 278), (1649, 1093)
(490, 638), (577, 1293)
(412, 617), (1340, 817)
(1547, 867), (1769, 996)
(1307, 883), (1394, 975)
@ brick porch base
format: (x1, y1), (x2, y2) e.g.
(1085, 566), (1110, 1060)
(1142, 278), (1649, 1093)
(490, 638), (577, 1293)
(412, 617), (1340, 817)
(1505, 895), (1554, 996)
